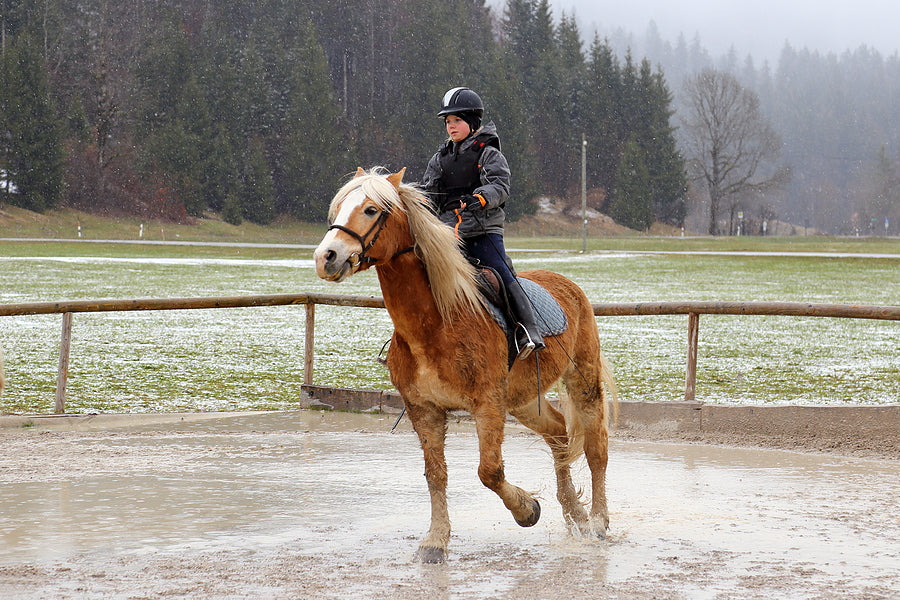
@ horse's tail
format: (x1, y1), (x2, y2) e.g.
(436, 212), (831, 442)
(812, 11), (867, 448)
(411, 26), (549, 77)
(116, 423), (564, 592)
(599, 348), (619, 429)
(559, 388), (585, 466)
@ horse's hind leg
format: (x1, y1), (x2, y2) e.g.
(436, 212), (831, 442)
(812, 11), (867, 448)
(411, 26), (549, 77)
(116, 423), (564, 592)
(564, 367), (610, 537)
(405, 402), (451, 563)
(582, 404), (609, 535)
(510, 398), (590, 531)
(471, 402), (541, 527)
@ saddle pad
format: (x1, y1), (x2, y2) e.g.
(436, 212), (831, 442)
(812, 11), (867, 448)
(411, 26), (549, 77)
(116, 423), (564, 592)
(518, 277), (568, 336)
(485, 277), (568, 338)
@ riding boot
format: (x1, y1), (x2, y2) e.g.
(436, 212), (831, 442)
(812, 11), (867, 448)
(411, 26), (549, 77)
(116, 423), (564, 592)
(506, 283), (546, 360)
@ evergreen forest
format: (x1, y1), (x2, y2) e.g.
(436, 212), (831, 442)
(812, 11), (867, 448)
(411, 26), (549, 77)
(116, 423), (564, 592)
(1, 0), (898, 234)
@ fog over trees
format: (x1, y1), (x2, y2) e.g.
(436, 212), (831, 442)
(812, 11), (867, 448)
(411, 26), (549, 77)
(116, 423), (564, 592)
(608, 24), (900, 235)
(1, 0), (898, 235)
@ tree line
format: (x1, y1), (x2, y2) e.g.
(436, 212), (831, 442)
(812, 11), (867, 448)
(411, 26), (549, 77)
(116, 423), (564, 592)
(0, 0), (686, 230)
(615, 24), (900, 234)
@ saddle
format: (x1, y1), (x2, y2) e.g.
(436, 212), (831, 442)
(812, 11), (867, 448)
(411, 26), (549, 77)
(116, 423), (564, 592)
(476, 267), (568, 369)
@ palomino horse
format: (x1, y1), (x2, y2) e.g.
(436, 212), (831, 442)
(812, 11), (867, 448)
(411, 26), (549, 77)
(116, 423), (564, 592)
(314, 167), (617, 563)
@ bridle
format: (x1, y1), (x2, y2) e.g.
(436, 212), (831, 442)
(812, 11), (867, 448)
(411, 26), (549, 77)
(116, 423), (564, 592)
(327, 208), (390, 267)
(327, 208), (414, 267)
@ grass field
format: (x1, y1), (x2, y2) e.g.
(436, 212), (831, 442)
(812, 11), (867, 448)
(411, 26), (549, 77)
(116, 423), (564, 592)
(1, 208), (898, 414)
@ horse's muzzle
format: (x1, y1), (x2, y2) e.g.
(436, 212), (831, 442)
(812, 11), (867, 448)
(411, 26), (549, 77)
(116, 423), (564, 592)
(314, 244), (354, 282)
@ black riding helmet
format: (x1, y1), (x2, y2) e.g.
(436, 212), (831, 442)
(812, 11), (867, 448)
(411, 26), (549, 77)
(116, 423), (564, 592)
(438, 87), (484, 133)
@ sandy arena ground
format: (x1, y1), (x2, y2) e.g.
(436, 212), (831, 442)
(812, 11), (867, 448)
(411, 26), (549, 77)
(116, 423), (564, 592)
(1, 410), (898, 599)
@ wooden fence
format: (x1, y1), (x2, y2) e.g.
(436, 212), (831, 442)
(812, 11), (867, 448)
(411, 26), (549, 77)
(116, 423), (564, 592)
(1, 294), (898, 414)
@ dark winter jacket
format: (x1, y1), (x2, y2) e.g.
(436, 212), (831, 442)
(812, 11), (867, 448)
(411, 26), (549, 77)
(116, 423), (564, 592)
(421, 121), (510, 238)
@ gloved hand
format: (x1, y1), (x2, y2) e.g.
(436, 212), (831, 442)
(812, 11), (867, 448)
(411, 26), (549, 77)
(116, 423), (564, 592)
(459, 194), (485, 211)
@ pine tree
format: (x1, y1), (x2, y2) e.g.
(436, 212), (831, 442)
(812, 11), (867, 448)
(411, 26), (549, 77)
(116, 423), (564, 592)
(633, 60), (687, 225)
(194, 32), (270, 216)
(610, 138), (653, 231)
(583, 35), (622, 209)
(222, 191), (243, 226)
(554, 12), (587, 196)
(481, 47), (539, 219)
(240, 139), (276, 225)
(519, 0), (566, 188)
(0, 0), (705, 230)
(200, 128), (239, 214)
(135, 16), (211, 216)
(393, 0), (501, 178)
(863, 145), (899, 232)
(0, 33), (63, 211)
(273, 22), (348, 221)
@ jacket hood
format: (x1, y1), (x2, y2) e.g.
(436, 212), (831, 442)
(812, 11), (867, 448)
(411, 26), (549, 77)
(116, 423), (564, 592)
(444, 121), (501, 153)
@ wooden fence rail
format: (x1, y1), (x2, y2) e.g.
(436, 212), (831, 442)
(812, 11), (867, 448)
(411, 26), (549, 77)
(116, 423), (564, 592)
(1, 294), (898, 414)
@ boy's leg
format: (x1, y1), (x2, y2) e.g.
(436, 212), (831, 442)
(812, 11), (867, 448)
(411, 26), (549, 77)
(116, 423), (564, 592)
(464, 235), (545, 359)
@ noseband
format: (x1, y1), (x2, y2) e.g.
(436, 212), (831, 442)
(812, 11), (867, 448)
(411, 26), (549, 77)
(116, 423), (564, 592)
(327, 209), (414, 267)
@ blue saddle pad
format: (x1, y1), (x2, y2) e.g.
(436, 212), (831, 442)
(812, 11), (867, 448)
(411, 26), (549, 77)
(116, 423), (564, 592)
(517, 277), (568, 336)
(485, 276), (568, 350)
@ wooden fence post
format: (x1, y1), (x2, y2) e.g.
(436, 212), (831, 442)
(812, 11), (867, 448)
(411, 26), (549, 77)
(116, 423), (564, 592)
(304, 303), (315, 385)
(685, 312), (699, 402)
(55, 312), (73, 414)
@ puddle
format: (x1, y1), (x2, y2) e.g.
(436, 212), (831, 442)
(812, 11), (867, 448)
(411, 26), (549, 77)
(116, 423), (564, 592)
(1, 411), (898, 599)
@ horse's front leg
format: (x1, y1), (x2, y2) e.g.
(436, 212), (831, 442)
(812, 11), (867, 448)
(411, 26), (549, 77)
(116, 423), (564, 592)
(472, 403), (541, 527)
(405, 401), (451, 563)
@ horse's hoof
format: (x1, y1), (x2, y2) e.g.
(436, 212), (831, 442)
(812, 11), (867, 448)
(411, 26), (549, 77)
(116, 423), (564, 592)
(566, 518), (590, 537)
(415, 546), (447, 564)
(515, 499), (541, 527)
(592, 518), (609, 540)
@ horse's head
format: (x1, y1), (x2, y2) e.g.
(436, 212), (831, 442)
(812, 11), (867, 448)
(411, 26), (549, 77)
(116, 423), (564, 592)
(316, 166), (486, 320)
(314, 167), (409, 282)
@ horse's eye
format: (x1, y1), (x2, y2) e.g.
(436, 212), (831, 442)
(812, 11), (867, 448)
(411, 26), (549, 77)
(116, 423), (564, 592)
(364, 206), (380, 217)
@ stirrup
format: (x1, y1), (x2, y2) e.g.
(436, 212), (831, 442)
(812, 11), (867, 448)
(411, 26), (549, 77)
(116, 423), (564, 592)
(514, 325), (537, 361)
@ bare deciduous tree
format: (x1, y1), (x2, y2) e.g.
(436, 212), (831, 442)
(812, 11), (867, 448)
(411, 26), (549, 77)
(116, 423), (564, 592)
(681, 68), (788, 235)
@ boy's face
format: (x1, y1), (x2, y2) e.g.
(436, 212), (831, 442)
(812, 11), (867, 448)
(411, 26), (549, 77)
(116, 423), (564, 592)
(445, 114), (471, 143)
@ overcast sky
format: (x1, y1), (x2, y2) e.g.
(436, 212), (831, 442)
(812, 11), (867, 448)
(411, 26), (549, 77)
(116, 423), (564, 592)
(540, 0), (900, 63)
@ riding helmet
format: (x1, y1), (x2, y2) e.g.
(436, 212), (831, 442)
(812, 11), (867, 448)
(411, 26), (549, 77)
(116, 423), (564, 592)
(438, 87), (484, 132)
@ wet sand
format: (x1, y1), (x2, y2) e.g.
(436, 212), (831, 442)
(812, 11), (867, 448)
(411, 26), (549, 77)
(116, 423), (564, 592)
(1, 410), (898, 599)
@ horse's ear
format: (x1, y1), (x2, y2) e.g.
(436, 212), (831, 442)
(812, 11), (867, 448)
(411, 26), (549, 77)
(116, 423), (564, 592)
(387, 168), (406, 189)
(354, 167), (366, 178)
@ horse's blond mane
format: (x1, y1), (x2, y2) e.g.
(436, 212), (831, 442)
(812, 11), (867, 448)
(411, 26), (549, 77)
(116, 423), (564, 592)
(331, 168), (485, 322)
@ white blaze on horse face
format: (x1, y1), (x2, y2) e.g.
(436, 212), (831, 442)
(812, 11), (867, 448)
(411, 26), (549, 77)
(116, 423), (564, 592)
(314, 189), (368, 282)
(331, 189), (368, 232)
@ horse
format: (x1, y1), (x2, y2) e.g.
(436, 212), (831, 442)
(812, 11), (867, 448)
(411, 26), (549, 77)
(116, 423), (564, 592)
(313, 167), (618, 563)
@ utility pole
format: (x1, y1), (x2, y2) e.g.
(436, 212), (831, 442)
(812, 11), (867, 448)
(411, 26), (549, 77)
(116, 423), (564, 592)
(581, 134), (587, 252)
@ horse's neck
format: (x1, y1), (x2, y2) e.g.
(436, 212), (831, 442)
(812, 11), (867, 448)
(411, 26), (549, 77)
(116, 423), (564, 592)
(376, 255), (445, 337)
